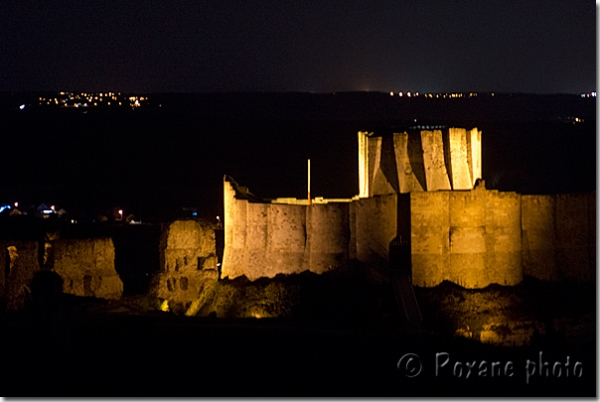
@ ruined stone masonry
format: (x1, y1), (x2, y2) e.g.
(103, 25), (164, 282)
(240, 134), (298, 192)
(222, 177), (350, 281)
(1, 240), (39, 310)
(358, 128), (482, 197)
(53, 238), (123, 299)
(223, 127), (595, 288)
(152, 220), (219, 305)
(1, 237), (124, 309)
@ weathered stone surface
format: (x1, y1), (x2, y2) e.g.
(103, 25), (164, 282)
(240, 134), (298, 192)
(521, 193), (595, 283)
(411, 187), (522, 289)
(305, 203), (350, 274)
(153, 219), (219, 304)
(352, 194), (397, 265)
(421, 130), (452, 191)
(358, 127), (482, 195)
(411, 191), (449, 287)
(0, 240), (40, 310)
(222, 177), (352, 281)
(486, 190), (522, 286)
(223, 175), (593, 288)
(521, 195), (558, 281)
(54, 238), (123, 300)
(393, 132), (425, 193)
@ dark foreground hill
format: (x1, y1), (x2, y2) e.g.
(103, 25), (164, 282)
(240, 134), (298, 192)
(0, 271), (595, 397)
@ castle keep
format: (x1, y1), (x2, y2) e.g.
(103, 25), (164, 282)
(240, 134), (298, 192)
(222, 128), (595, 288)
(358, 127), (482, 196)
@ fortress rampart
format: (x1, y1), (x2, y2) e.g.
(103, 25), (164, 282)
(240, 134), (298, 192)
(222, 178), (350, 281)
(222, 126), (595, 288)
(521, 193), (596, 283)
(223, 179), (595, 287)
(410, 188), (522, 287)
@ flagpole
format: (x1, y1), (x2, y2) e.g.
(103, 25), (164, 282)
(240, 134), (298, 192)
(308, 159), (311, 206)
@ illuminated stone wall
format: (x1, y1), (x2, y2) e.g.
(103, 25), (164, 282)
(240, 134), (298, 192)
(447, 128), (474, 189)
(54, 238), (123, 299)
(410, 191), (449, 287)
(522, 193), (596, 283)
(153, 220), (219, 304)
(421, 130), (452, 191)
(358, 128), (482, 196)
(411, 187), (522, 288)
(222, 178), (350, 281)
(223, 177), (592, 288)
(0, 240), (40, 310)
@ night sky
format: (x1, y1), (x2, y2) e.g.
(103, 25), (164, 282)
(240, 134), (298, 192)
(0, 0), (595, 94)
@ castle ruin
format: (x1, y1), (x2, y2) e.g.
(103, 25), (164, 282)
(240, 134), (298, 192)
(221, 127), (595, 288)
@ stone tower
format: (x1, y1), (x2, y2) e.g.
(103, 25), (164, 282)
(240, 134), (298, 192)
(358, 127), (482, 197)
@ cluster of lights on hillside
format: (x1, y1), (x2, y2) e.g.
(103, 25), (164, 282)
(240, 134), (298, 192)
(389, 91), (483, 98)
(580, 92), (596, 98)
(37, 91), (152, 109)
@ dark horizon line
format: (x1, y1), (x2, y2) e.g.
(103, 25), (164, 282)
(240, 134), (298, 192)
(0, 90), (596, 97)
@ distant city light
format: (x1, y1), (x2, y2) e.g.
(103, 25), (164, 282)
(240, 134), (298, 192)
(389, 91), (394, 96)
(34, 91), (151, 110)
(19, 104), (25, 110)
(398, 92), (403, 97)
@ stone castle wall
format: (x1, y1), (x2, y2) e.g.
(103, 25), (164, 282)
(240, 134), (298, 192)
(153, 220), (219, 304)
(410, 188), (522, 288)
(54, 238), (123, 299)
(223, 174), (594, 287)
(521, 193), (596, 283)
(350, 194), (398, 264)
(1, 237), (124, 307)
(222, 178), (351, 281)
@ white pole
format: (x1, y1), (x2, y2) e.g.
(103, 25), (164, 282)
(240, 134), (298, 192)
(308, 159), (311, 205)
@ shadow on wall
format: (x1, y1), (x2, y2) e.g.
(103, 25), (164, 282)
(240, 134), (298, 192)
(111, 225), (161, 296)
